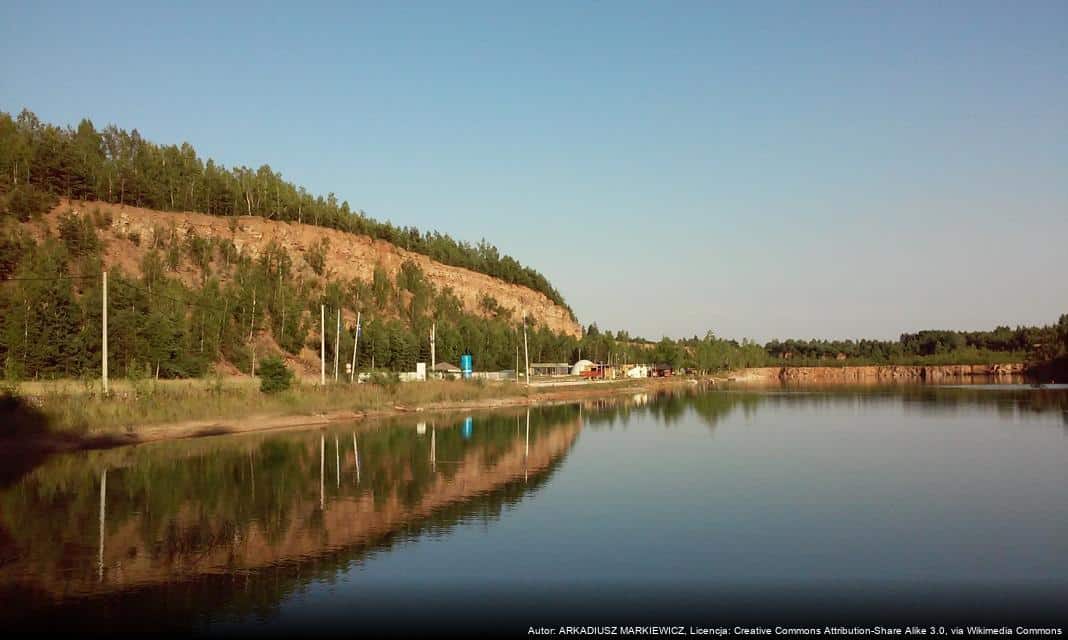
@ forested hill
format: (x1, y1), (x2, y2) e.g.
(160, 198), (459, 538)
(0, 109), (572, 315)
(0, 197), (584, 381)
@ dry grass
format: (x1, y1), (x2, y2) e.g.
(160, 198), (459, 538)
(11, 376), (532, 434)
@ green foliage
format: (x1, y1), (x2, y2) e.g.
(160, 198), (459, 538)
(0, 227), (29, 279)
(396, 260), (426, 294)
(0, 109), (573, 317)
(90, 206), (112, 228)
(367, 370), (401, 395)
(56, 211), (100, 256)
(165, 228), (182, 271)
(305, 237), (328, 275)
(762, 325), (1055, 366)
(371, 264), (391, 307)
(0, 240), (83, 378)
(205, 368), (225, 396)
(479, 293), (511, 320)
(1, 184), (56, 221)
(1, 357), (20, 396)
(258, 356), (293, 394)
(184, 228), (212, 276)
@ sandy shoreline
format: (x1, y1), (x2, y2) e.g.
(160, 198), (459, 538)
(11, 360), (1037, 456)
(11, 377), (702, 455)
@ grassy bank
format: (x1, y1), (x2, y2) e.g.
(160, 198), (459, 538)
(5, 377), (541, 435)
(3, 375), (674, 438)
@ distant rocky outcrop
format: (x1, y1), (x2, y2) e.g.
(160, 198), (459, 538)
(736, 363), (1027, 383)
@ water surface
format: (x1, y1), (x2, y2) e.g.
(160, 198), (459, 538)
(1, 386), (1065, 633)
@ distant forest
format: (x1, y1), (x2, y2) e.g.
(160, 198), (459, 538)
(581, 319), (1067, 371)
(0, 109), (571, 314)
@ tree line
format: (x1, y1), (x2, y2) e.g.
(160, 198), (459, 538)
(579, 320), (1066, 371)
(0, 109), (572, 314)
(0, 201), (589, 381)
(761, 324), (1065, 366)
(2, 200), (1063, 383)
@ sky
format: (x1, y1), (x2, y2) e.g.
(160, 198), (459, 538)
(1, 1), (1065, 342)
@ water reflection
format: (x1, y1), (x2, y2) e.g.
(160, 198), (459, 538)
(0, 405), (582, 627)
(580, 383), (1068, 431)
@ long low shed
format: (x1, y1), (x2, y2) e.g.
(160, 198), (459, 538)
(531, 362), (571, 376)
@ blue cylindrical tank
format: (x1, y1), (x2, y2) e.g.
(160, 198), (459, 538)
(460, 353), (473, 379)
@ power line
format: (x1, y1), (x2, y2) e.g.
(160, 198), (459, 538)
(0, 274), (100, 282)
(110, 279), (233, 314)
(1, 272), (275, 319)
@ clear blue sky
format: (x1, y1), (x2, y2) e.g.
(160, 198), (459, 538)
(2, 1), (1065, 341)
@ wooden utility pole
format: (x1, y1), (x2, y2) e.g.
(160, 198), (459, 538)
(98, 467), (106, 582)
(248, 289), (256, 341)
(523, 322), (530, 386)
(249, 291), (257, 379)
(102, 270), (108, 396)
(515, 345), (520, 384)
(352, 432), (361, 483)
(320, 304), (326, 386)
(279, 306), (286, 344)
(334, 309), (341, 382)
(430, 322), (436, 371)
(350, 311), (361, 383)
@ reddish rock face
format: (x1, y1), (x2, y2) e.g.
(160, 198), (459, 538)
(33, 199), (582, 339)
(737, 363), (1027, 384)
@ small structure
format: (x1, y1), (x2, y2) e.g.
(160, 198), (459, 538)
(432, 361), (461, 379)
(531, 362), (570, 377)
(626, 365), (649, 379)
(581, 363), (616, 380)
(651, 363), (674, 377)
(473, 370), (516, 381)
(398, 362), (427, 382)
(571, 359), (595, 376)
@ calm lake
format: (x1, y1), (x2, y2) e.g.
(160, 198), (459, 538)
(2, 385), (1066, 634)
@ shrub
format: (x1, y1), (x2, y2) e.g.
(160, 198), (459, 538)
(259, 356), (293, 394)
(57, 211), (101, 256)
(90, 207), (112, 228)
(206, 370), (224, 396)
(1, 184), (56, 221)
(305, 237), (329, 275)
(368, 370), (401, 395)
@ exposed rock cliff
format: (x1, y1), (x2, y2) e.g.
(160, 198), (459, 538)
(736, 363), (1027, 383)
(39, 200), (582, 338)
